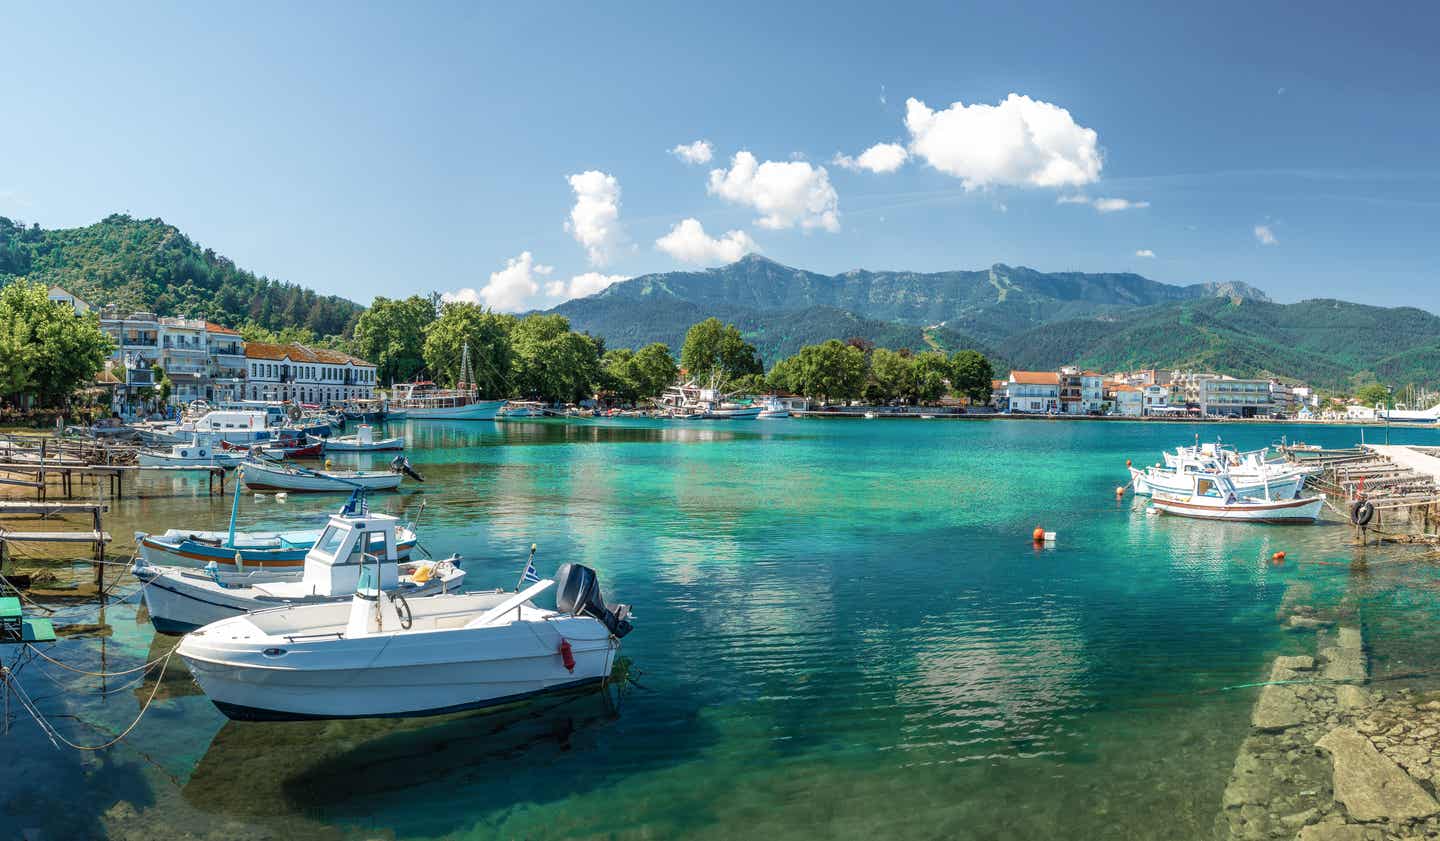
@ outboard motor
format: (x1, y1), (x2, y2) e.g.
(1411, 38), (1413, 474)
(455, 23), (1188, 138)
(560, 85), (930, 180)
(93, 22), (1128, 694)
(554, 563), (633, 638)
(390, 455), (425, 483)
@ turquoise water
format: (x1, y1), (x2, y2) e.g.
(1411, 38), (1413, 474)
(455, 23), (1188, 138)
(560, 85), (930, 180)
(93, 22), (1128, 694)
(4, 418), (1440, 839)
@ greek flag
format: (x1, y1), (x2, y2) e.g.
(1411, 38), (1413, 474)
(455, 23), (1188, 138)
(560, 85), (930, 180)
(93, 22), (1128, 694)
(517, 543), (541, 589)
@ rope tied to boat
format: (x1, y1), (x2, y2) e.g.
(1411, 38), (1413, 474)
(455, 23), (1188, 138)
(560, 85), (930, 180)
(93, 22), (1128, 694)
(1, 645), (177, 751)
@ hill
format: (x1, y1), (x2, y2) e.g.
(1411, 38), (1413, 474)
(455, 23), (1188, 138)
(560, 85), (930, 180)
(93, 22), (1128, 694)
(0, 214), (363, 338)
(552, 256), (1439, 389)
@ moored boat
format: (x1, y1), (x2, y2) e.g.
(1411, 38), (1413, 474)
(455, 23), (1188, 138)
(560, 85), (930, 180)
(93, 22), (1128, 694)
(136, 440), (248, 468)
(1149, 474), (1325, 523)
(1128, 465), (1306, 499)
(238, 459), (417, 493)
(177, 560), (634, 721)
(323, 425), (404, 452)
(134, 507), (461, 634)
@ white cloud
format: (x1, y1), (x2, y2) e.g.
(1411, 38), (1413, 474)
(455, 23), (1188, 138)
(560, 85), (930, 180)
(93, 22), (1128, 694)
(833, 142), (908, 174)
(1057, 194), (1149, 213)
(1254, 224), (1278, 245)
(670, 140), (713, 165)
(904, 94), (1102, 190)
(707, 151), (840, 231)
(1135, 249), (1156, 258)
(565, 170), (625, 266)
(1092, 197), (1150, 213)
(545, 272), (627, 301)
(443, 251), (554, 313)
(655, 218), (758, 264)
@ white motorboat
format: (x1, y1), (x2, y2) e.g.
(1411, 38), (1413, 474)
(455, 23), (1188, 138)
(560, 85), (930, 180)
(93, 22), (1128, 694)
(1149, 474), (1325, 523)
(323, 425), (404, 452)
(177, 561), (634, 721)
(135, 508), (463, 634)
(1128, 465), (1306, 499)
(136, 439), (248, 468)
(238, 458), (418, 493)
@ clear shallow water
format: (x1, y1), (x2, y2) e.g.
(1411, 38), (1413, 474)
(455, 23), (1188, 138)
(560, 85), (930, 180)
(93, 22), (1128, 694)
(4, 418), (1440, 840)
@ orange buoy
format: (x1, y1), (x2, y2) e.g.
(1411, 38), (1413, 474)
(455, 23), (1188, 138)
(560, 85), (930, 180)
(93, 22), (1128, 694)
(1272, 551), (1286, 564)
(1115, 486), (1125, 497)
(1126, 459), (1132, 467)
(1032, 526), (1046, 542)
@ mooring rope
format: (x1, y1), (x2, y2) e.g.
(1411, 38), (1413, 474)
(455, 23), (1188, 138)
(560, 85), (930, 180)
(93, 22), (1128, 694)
(24, 641), (180, 678)
(1, 646), (175, 751)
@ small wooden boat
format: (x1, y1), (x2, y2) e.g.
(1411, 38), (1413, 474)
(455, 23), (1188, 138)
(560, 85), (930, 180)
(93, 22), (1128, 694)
(220, 439), (324, 459)
(136, 440), (248, 468)
(1129, 465), (1306, 499)
(238, 459), (416, 493)
(1150, 474), (1325, 523)
(323, 424), (404, 452)
(497, 400), (546, 419)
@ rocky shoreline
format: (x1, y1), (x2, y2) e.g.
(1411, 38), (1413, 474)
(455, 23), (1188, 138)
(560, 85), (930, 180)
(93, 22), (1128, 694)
(1218, 584), (1440, 840)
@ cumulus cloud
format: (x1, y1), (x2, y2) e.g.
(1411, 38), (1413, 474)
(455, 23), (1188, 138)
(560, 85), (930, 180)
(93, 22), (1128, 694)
(545, 272), (627, 301)
(707, 151), (840, 231)
(1057, 194), (1149, 213)
(565, 170), (625, 265)
(1135, 249), (1156, 258)
(833, 142), (908, 174)
(670, 140), (713, 165)
(655, 218), (758, 264)
(1254, 224), (1278, 245)
(904, 94), (1102, 190)
(443, 251), (554, 313)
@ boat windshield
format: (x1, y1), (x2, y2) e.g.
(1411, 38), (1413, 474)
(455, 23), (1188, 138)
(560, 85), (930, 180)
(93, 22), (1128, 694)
(1196, 478), (1221, 497)
(313, 526), (345, 559)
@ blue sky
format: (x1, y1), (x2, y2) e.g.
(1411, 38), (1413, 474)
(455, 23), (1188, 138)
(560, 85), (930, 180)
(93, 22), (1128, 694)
(3, 0), (1437, 312)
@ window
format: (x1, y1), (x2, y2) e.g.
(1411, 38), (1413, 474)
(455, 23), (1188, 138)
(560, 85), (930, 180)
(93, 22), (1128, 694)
(314, 526), (345, 558)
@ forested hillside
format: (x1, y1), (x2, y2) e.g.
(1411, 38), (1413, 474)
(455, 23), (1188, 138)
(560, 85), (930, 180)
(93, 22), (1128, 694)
(0, 215), (362, 339)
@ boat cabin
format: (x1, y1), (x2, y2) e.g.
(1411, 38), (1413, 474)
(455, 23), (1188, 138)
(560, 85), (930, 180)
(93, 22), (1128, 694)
(297, 512), (402, 596)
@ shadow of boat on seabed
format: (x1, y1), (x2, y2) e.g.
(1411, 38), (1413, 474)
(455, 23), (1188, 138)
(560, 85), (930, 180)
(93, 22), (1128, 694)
(181, 659), (641, 823)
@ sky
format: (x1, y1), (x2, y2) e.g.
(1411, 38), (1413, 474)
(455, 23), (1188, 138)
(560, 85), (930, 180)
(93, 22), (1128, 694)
(3, 0), (1438, 312)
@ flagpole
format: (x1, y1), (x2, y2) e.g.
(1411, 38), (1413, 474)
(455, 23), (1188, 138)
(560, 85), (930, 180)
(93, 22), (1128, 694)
(517, 543), (537, 592)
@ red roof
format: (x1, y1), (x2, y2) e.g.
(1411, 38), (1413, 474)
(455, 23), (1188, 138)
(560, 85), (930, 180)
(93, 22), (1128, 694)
(244, 342), (373, 367)
(1010, 371), (1059, 385)
(205, 322), (241, 336)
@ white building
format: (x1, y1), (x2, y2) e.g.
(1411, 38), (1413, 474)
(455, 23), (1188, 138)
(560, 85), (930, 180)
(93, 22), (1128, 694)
(1081, 371), (1105, 414)
(1200, 377), (1275, 418)
(1007, 371), (1060, 413)
(244, 342), (377, 405)
(1113, 385), (1143, 416)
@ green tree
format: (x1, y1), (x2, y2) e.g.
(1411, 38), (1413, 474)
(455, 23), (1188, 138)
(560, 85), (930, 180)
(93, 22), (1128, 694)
(510, 314), (602, 403)
(790, 339), (867, 403)
(1354, 382), (1391, 408)
(631, 343), (678, 400)
(353, 295), (435, 385)
(680, 318), (763, 385)
(867, 348), (913, 403)
(151, 364), (174, 405)
(421, 302), (516, 395)
(601, 348), (640, 403)
(912, 351), (952, 403)
(950, 349), (994, 405)
(0, 279), (113, 407)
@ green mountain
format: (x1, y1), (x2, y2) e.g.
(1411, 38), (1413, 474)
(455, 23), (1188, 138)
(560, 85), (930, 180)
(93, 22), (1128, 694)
(553, 256), (1438, 389)
(0, 214), (363, 337)
(997, 297), (1440, 390)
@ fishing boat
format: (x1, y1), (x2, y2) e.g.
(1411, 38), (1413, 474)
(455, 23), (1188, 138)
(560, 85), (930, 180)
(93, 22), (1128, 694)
(1128, 464), (1306, 499)
(135, 488), (419, 570)
(239, 458), (419, 493)
(657, 377), (761, 420)
(136, 440), (249, 468)
(342, 398), (388, 423)
(1149, 474), (1325, 523)
(389, 344), (508, 421)
(134, 507), (462, 634)
(177, 558), (634, 721)
(323, 425), (404, 452)
(497, 400), (547, 419)
(220, 438), (324, 459)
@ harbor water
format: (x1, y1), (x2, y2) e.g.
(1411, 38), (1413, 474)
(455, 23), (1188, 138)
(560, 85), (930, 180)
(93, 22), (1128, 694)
(4, 418), (1440, 840)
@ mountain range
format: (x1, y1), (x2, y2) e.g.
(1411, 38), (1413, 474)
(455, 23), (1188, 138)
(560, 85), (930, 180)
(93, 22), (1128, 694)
(553, 255), (1440, 391)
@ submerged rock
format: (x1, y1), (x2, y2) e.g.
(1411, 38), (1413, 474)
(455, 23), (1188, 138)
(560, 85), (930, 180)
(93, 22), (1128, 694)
(1253, 684), (1307, 731)
(1315, 726), (1439, 822)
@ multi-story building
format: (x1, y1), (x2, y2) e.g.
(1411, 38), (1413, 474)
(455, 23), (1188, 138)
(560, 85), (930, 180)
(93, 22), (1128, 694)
(1168, 370), (1222, 408)
(206, 323), (246, 403)
(1058, 366), (1083, 414)
(1112, 385), (1142, 416)
(1080, 371), (1105, 413)
(1006, 371), (1060, 413)
(157, 317), (210, 405)
(99, 309), (161, 369)
(48, 285), (91, 314)
(1199, 377), (1274, 418)
(244, 342), (377, 405)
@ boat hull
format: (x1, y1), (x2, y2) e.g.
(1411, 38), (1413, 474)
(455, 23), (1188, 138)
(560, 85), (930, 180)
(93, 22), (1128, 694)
(240, 463), (403, 493)
(179, 607), (617, 720)
(323, 438), (405, 452)
(1150, 495), (1325, 523)
(137, 564), (462, 634)
(399, 399), (507, 421)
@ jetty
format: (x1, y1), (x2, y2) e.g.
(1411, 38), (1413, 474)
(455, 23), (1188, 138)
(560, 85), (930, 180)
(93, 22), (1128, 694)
(1286, 445), (1440, 540)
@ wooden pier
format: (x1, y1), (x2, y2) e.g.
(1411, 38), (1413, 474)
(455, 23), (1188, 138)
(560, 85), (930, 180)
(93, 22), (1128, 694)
(0, 461), (229, 499)
(1292, 444), (1440, 540)
(0, 501), (113, 583)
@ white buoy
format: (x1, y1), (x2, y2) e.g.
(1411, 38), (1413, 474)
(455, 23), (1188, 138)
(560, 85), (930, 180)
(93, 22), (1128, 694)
(254, 493), (265, 501)
(1043, 531), (1057, 542)
(275, 492), (288, 502)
